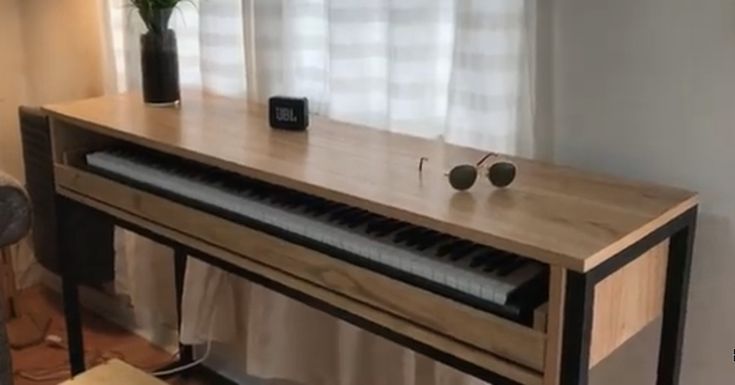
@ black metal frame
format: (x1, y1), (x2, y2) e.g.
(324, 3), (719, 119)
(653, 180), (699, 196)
(560, 207), (697, 385)
(59, 192), (697, 385)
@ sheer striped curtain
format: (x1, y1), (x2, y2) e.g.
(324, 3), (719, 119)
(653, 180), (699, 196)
(106, 0), (246, 96)
(107, 0), (535, 154)
(246, 0), (535, 153)
(103, 1), (536, 384)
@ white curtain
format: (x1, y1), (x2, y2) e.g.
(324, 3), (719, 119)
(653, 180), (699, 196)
(104, 1), (536, 384)
(245, 0), (535, 153)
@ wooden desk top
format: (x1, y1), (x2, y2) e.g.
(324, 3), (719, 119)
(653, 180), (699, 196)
(43, 92), (697, 272)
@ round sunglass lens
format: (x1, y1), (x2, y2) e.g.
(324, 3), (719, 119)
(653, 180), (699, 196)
(448, 164), (478, 191)
(488, 162), (516, 188)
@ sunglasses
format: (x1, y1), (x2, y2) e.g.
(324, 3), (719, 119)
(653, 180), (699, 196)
(444, 152), (516, 191)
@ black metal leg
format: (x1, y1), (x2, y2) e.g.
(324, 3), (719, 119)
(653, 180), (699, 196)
(61, 259), (85, 375)
(560, 271), (594, 385)
(657, 213), (696, 385)
(174, 248), (194, 365)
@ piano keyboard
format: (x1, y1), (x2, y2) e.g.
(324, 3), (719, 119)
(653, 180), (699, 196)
(85, 148), (548, 324)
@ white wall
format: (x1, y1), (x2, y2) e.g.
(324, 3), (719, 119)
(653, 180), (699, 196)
(553, 0), (735, 383)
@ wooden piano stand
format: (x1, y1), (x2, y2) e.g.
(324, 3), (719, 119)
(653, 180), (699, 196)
(38, 93), (698, 385)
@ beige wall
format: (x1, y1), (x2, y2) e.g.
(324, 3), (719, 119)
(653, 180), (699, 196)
(0, 0), (106, 181)
(19, 0), (106, 106)
(553, 0), (735, 384)
(0, 0), (27, 180)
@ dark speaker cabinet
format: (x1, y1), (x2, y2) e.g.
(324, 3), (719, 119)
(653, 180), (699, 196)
(19, 107), (114, 284)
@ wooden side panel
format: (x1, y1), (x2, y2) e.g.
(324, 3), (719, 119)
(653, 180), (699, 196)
(56, 184), (545, 385)
(542, 267), (565, 385)
(54, 165), (547, 372)
(589, 240), (669, 367)
(533, 303), (548, 332)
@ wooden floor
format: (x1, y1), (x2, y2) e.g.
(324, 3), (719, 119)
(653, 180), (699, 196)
(8, 286), (212, 385)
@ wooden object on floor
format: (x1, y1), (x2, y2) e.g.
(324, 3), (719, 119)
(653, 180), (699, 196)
(59, 359), (166, 385)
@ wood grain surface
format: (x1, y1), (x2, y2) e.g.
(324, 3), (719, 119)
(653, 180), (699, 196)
(44, 92), (697, 272)
(542, 267), (566, 385)
(589, 240), (669, 367)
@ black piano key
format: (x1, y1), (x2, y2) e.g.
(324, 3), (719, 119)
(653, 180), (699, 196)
(332, 207), (361, 222)
(336, 210), (355, 225)
(216, 173), (235, 189)
(436, 239), (469, 258)
(296, 195), (321, 210)
(497, 257), (527, 277)
(505, 266), (548, 306)
(495, 254), (519, 276)
(484, 252), (515, 273)
(302, 197), (326, 213)
(274, 195), (295, 208)
(416, 233), (449, 251)
(449, 243), (480, 262)
(313, 201), (342, 216)
(405, 229), (434, 248)
(470, 249), (502, 268)
(348, 212), (377, 229)
(365, 218), (390, 234)
(375, 222), (410, 238)
(469, 253), (487, 268)
(339, 209), (368, 226)
(248, 183), (269, 199)
(268, 190), (289, 204)
(339, 207), (362, 222)
(312, 200), (336, 215)
(326, 205), (348, 220)
(293, 195), (313, 209)
(431, 237), (459, 255)
(393, 227), (420, 244)
(281, 192), (304, 208)
(327, 205), (352, 221)
(255, 189), (271, 200)
(309, 198), (334, 213)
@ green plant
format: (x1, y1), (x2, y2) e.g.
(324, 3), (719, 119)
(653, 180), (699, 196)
(129, 0), (188, 34)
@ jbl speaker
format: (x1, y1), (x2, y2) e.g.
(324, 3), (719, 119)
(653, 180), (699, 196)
(269, 96), (309, 130)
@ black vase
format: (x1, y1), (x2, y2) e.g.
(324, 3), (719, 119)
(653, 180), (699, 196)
(141, 29), (180, 106)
